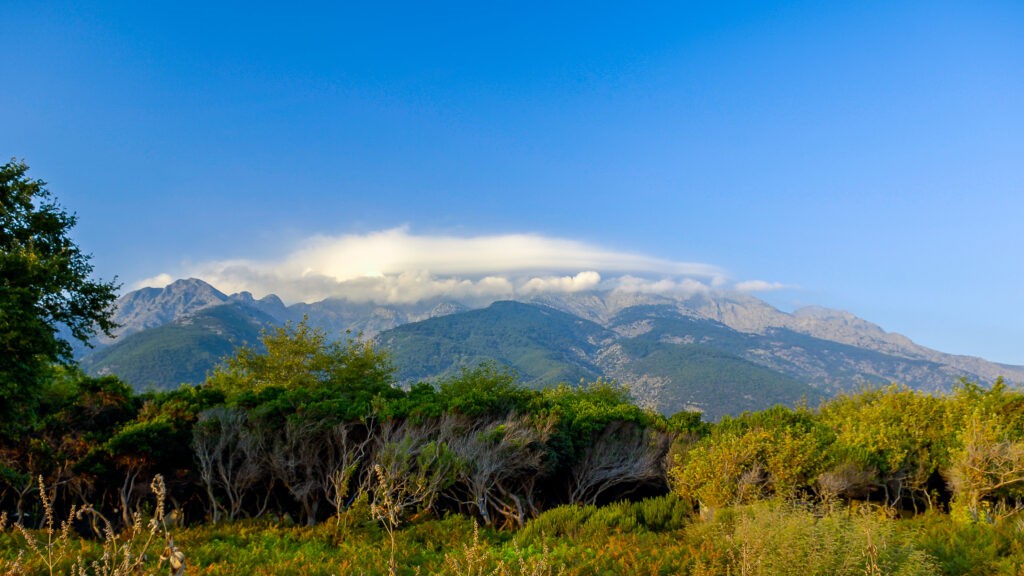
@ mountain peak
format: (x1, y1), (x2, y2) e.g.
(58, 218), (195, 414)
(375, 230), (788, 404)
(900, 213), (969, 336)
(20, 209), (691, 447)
(85, 277), (1024, 405)
(164, 277), (227, 297)
(793, 305), (856, 321)
(109, 278), (229, 340)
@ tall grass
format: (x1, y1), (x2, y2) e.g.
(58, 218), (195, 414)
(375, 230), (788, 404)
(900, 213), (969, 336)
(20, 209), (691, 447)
(906, 510), (1024, 576)
(442, 520), (563, 576)
(0, 476), (182, 576)
(685, 500), (938, 576)
(20, 490), (1015, 576)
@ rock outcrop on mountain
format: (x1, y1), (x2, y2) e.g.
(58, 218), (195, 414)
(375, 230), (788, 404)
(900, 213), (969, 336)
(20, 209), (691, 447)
(78, 278), (1024, 417)
(535, 291), (1024, 386)
(108, 278), (229, 339)
(80, 301), (276, 390)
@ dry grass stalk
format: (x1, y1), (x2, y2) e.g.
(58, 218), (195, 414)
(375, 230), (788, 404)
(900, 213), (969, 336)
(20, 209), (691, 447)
(0, 511), (27, 576)
(370, 464), (401, 576)
(509, 536), (563, 576)
(443, 521), (500, 576)
(441, 521), (564, 576)
(0, 475), (183, 576)
(9, 477), (78, 576)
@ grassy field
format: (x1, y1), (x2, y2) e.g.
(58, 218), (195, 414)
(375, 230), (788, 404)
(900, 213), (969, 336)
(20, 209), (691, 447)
(5, 495), (1023, 575)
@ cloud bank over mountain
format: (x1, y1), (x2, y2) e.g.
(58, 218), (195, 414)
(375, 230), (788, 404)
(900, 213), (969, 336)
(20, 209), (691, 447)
(134, 228), (789, 304)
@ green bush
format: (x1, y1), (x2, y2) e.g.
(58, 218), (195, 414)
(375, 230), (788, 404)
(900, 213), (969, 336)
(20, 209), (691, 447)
(906, 511), (1024, 576)
(685, 500), (938, 576)
(517, 504), (598, 542)
(633, 493), (692, 532)
(518, 494), (691, 544)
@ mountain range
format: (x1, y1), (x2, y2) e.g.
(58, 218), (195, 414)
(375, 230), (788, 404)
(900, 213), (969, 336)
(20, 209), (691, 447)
(77, 278), (1024, 420)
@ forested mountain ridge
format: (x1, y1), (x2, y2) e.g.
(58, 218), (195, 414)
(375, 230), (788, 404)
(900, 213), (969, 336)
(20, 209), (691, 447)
(79, 301), (277, 390)
(77, 278), (1024, 418)
(378, 300), (613, 388)
(378, 301), (822, 419)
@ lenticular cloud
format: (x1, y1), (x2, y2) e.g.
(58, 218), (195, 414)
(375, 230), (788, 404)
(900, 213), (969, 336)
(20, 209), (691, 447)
(271, 228), (722, 281)
(135, 227), (764, 304)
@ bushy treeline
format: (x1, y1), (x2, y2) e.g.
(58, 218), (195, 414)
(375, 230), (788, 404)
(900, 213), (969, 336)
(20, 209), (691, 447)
(0, 320), (678, 530)
(672, 379), (1024, 523)
(2, 318), (1023, 536)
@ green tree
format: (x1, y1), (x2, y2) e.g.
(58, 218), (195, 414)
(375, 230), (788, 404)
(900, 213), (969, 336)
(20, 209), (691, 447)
(0, 159), (118, 430)
(946, 412), (1024, 522)
(670, 407), (831, 514)
(818, 385), (954, 509)
(437, 362), (534, 416)
(209, 317), (393, 399)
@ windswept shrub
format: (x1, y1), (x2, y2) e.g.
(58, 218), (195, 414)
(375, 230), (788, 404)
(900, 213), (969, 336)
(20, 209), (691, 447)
(816, 460), (880, 500)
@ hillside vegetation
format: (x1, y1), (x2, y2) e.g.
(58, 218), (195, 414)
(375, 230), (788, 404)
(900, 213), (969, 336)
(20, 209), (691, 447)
(78, 280), (1024, 416)
(379, 301), (610, 386)
(3, 320), (1024, 574)
(78, 303), (274, 389)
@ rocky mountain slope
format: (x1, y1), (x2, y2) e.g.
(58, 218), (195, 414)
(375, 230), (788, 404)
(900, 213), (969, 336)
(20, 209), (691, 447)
(80, 301), (277, 390)
(104, 278), (231, 339)
(77, 278), (1024, 418)
(378, 300), (822, 419)
(532, 291), (1024, 386)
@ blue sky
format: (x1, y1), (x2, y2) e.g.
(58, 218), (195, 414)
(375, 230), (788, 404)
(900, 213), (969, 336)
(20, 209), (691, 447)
(3, 1), (1023, 364)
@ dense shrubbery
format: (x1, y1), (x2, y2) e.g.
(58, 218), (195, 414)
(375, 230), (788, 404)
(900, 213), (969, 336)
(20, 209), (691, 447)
(3, 318), (1024, 574)
(683, 500), (938, 576)
(0, 320), (673, 532)
(669, 379), (1024, 524)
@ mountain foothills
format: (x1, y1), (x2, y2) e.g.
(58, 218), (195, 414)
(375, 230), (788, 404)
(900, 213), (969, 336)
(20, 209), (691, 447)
(79, 278), (1024, 419)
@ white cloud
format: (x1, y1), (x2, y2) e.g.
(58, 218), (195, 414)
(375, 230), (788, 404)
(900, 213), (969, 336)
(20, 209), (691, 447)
(519, 271), (602, 294)
(263, 227), (722, 280)
(132, 273), (174, 290)
(734, 280), (793, 292)
(139, 228), (755, 304)
(611, 275), (712, 295)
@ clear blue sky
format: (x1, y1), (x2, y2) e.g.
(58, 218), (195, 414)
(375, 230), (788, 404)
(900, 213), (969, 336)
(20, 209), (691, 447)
(3, 1), (1023, 364)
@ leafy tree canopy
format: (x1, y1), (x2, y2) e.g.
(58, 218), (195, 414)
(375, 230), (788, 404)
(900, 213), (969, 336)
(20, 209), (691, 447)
(0, 159), (118, 431)
(208, 317), (399, 422)
(437, 362), (535, 416)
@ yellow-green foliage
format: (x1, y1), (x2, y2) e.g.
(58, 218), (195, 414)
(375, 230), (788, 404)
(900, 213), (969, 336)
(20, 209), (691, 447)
(946, 414), (1024, 522)
(819, 384), (955, 481)
(516, 494), (691, 544)
(817, 381), (1024, 512)
(208, 317), (393, 396)
(670, 406), (831, 509)
(672, 429), (756, 508)
(906, 510), (1024, 576)
(10, 498), (1024, 576)
(174, 515), (478, 576)
(685, 500), (937, 576)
